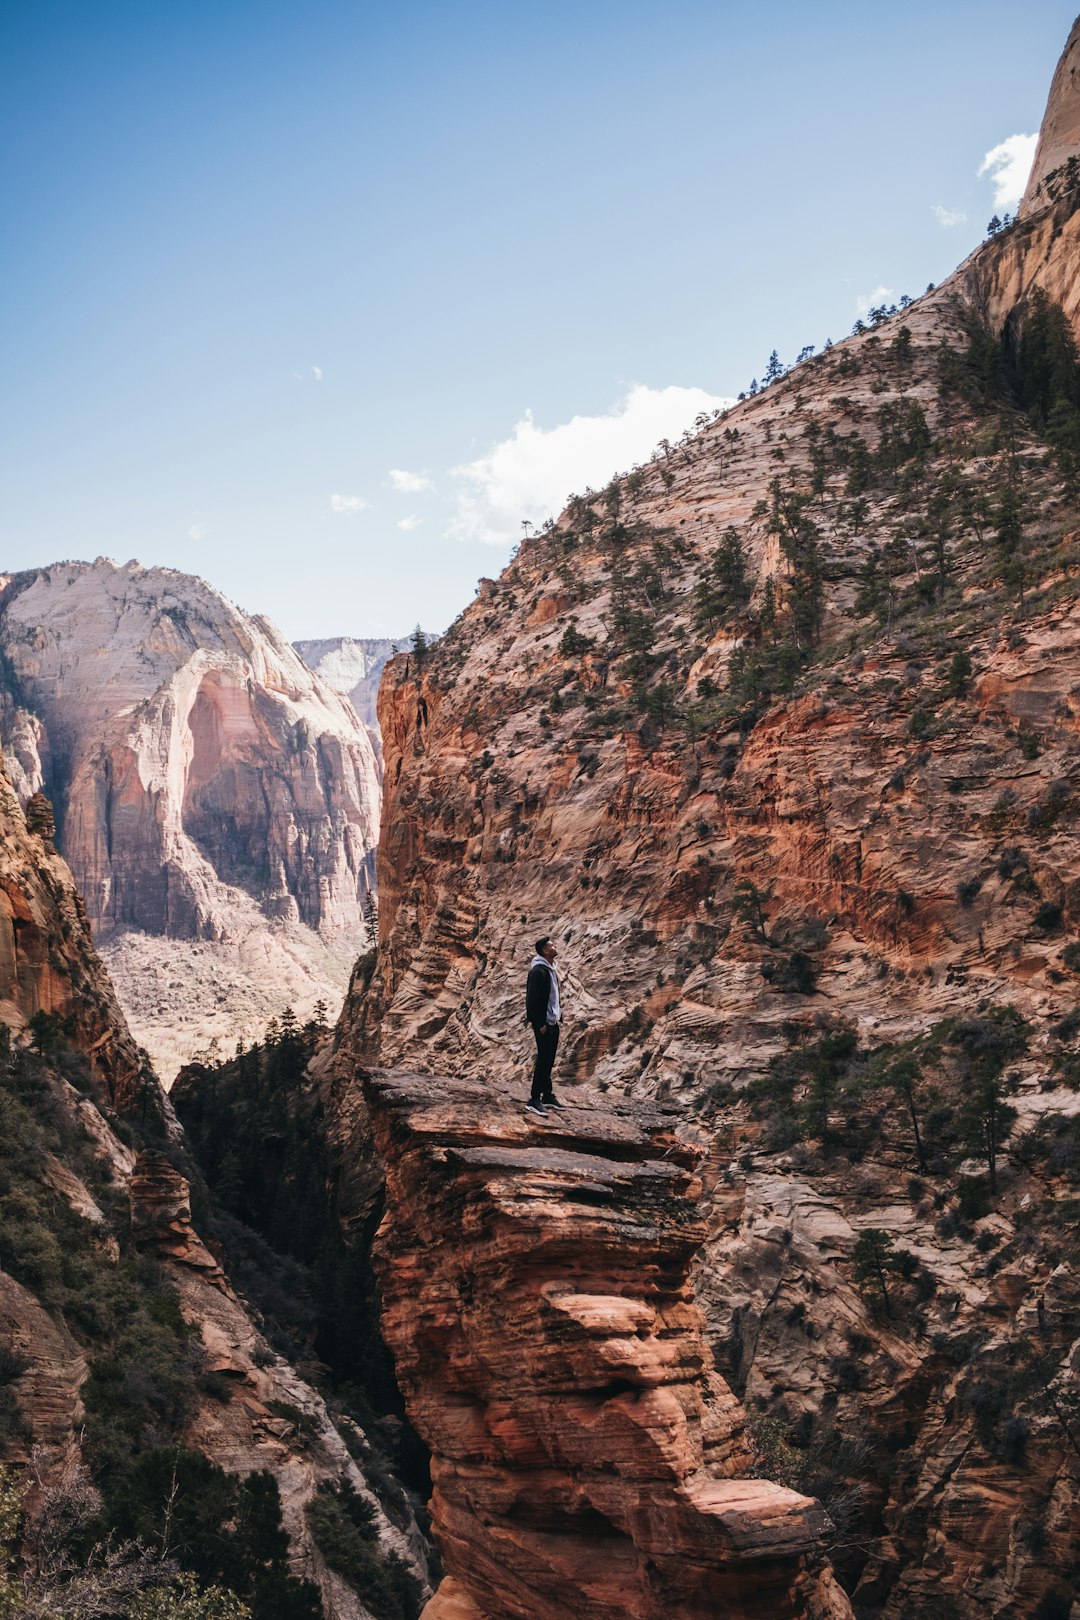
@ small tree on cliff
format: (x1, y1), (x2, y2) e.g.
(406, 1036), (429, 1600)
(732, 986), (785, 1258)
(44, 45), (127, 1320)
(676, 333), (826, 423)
(362, 893), (379, 953)
(733, 879), (772, 941)
(852, 1228), (900, 1318)
(410, 625), (429, 669)
(872, 1050), (929, 1172)
(951, 1008), (1027, 1194)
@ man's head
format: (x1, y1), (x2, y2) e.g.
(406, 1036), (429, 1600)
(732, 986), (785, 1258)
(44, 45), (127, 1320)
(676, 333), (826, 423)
(535, 936), (558, 963)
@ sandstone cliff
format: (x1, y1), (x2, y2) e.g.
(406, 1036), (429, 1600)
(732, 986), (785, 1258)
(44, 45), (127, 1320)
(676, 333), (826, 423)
(0, 558), (381, 1075)
(364, 1070), (851, 1620)
(0, 739), (428, 1618)
(0, 739), (139, 1107)
(330, 22), (1080, 1617)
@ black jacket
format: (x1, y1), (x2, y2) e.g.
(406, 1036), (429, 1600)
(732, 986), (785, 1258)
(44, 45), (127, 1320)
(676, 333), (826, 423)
(525, 961), (552, 1027)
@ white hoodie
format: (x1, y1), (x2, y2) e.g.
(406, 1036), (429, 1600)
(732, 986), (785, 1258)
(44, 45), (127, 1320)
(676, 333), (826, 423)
(530, 954), (561, 1025)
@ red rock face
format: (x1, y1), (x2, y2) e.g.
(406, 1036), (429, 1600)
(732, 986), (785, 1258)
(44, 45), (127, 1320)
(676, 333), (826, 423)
(364, 1071), (851, 1620)
(332, 24), (1080, 1617)
(0, 751), (140, 1106)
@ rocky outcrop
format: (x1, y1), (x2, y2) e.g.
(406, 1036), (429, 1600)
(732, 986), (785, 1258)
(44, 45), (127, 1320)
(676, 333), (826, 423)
(0, 746), (140, 1105)
(364, 1070), (850, 1620)
(0, 559), (381, 1075)
(330, 22), (1080, 1618)
(129, 1149), (228, 1283)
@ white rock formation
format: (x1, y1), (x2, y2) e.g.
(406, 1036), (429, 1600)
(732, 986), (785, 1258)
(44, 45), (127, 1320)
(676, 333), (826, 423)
(293, 634), (404, 737)
(0, 558), (381, 1077)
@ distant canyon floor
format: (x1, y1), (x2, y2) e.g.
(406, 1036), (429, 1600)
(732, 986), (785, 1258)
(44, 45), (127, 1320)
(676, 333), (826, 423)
(102, 917), (360, 1081)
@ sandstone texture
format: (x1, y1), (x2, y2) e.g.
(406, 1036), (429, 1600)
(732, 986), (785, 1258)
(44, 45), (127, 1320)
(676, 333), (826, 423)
(364, 1070), (849, 1620)
(1021, 15), (1080, 216)
(329, 26), (1080, 1618)
(0, 737), (429, 1618)
(0, 559), (381, 1076)
(0, 747), (139, 1105)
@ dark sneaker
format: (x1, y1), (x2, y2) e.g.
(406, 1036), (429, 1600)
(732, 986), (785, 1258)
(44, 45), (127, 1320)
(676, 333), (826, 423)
(543, 1096), (564, 1109)
(525, 1101), (548, 1119)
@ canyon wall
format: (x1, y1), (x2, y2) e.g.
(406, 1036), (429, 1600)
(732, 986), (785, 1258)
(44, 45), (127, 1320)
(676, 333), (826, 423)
(0, 739), (428, 1618)
(0, 740), (140, 1108)
(330, 24), (1080, 1617)
(0, 559), (381, 1075)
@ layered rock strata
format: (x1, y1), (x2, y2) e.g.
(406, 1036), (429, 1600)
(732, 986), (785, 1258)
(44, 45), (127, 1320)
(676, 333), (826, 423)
(0, 748), (139, 1106)
(364, 1069), (850, 1620)
(329, 22), (1080, 1617)
(0, 559), (381, 1074)
(0, 742), (428, 1618)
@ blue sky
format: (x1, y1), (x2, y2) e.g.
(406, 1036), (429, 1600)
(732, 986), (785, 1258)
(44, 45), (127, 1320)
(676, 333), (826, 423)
(1, 0), (1075, 639)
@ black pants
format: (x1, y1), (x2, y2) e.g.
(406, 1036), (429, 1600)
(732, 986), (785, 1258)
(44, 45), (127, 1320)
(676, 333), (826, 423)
(530, 1022), (559, 1101)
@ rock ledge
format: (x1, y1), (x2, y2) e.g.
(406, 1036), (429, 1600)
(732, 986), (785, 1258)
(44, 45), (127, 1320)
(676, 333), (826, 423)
(363, 1071), (849, 1620)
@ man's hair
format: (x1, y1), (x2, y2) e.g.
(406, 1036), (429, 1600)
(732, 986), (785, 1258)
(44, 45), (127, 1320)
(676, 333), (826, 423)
(534, 936), (551, 955)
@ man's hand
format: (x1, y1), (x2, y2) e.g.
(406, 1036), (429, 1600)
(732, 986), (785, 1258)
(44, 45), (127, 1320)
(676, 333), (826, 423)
(540, 1024), (547, 1034)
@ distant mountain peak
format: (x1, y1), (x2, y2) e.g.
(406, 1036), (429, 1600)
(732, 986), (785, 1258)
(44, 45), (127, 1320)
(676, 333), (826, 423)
(1020, 14), (1080, 215)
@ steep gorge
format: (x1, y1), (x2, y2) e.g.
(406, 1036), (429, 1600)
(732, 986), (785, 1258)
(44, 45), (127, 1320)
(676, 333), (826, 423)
(0, 741), (430, 1619)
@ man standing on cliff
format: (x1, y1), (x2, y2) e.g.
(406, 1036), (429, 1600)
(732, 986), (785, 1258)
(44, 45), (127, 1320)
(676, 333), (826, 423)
(525, 937), (563, 1118)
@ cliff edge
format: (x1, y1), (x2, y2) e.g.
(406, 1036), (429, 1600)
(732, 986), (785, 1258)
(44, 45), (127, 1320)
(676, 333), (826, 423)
(363, 1071), (851, 1620)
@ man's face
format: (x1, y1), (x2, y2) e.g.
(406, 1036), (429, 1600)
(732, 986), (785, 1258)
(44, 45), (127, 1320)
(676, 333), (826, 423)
(542, 941), (558, 964)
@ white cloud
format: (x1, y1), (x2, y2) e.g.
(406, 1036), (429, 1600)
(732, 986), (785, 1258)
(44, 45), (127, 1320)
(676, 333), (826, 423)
(389, 468), (433, 493)
(447, 382), (731, 547)
(188, 522), (207, 541)
(978, 133), (1037, 211)
(312, 366), (324, 382)
(932, 204), (967, 228)
(329, 493), (369, 514)
(855, 284), (895, 317)
(397, 514), (422, 531)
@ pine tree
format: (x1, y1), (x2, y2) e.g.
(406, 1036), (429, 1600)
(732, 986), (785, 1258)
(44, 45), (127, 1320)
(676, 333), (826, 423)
(950, 1008), (1027, 1193)
(362, 892), (379, 952)
(852, 1228), (899, 1317)
(694, 527), (750, 629)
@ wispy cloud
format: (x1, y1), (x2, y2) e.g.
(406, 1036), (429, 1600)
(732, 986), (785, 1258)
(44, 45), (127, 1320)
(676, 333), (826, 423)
(979, 133), (1037, 211)
(855, 284), (895, 317)
(932, 204), (967, 228)
(447, 382), (731, 547)
(389, 468), (433, 493)
(188, 522), (207, 541)
(329, 493), (369, 514)
(312, 365), (324, 382)
(397, 515), (422, 531)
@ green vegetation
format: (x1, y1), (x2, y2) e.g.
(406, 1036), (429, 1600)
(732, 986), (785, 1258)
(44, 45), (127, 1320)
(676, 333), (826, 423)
(0, 1038), (320, 1619)
(743, 1007), (1029, 1189)
(1007, 287), (1080, 487)
(173, 1021), (430, 1537)
(851, 1228), (915, 1319)
(694, 527), (750, 631)
(305, 1480), (422, 1620)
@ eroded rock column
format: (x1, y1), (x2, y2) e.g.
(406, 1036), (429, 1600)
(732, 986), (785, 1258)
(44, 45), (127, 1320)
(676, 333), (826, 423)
(363, 1071), (850, 1620)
